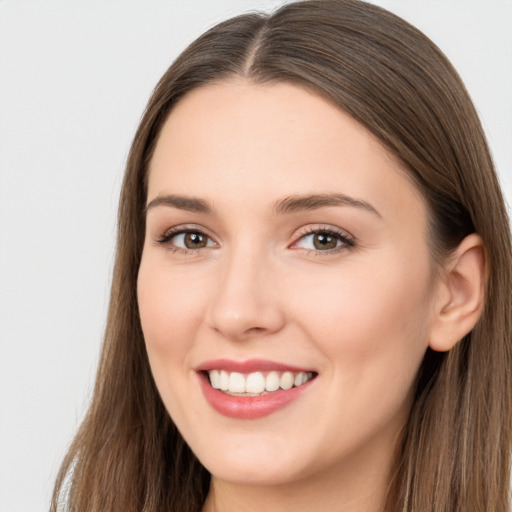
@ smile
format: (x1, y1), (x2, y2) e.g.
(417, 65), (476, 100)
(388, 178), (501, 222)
(196, 360), (317, 419)
(207, 369), (314, 396)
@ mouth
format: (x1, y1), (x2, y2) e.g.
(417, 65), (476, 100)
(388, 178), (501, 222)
(205, 369), (315, 396)
(195, 359), (318, 419)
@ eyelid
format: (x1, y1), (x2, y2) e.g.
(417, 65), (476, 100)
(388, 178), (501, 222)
(154, 224), (218, 251)
(152, 223), (355, 255)
(290, 225), (355, 253)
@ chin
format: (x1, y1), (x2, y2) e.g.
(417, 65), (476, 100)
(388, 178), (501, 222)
(206, 459), (303, 487)
(191, 434), (310, 486)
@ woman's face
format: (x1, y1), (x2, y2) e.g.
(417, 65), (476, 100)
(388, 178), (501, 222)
(138, 81), (438, 487)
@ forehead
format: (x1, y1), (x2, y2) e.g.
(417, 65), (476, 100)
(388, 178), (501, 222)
(147, 80), (426, 223)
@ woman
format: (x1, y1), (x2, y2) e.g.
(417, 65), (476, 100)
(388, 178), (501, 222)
(52, 0), (512, 511)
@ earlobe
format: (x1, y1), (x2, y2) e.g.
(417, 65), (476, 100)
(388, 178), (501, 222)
(428, 234), (487, 352)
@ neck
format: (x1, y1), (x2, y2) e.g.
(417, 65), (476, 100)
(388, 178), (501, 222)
(202, 437), (397, 512)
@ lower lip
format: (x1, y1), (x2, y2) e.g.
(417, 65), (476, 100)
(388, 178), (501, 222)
(197, 372), (314, 420)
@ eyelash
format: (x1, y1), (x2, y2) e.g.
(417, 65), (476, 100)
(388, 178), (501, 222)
(291, 226), (355, 255)
(154, 225), (216, 255)
(154, 225), (355, 255)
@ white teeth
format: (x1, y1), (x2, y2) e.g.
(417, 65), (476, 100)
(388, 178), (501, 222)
(210, 369), (221, 389)
(266, 371), (280, 391)
(280, 371), (294, 390)
(229, 372), (246, 393)
(207, 369), (314, 395)
(246, 372), (265, 393)
(219, 370), (229, 391)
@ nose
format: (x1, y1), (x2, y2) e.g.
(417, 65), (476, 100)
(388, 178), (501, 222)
(205, 247), (286, 341)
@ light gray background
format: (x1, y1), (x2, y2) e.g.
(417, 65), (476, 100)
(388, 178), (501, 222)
(0, 1), (511, 510)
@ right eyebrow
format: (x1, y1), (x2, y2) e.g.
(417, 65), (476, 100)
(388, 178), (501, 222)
(145, 194), (214, 215)
(273, 193), (381, 218)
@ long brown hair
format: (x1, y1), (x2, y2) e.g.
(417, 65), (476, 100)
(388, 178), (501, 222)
(52, 1), (512, 510)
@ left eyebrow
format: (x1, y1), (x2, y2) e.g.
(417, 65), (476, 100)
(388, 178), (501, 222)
(273, 193), (381, 217)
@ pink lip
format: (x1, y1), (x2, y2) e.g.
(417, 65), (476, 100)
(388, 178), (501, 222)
(196, 358), (313, 373)
(195, 359), (317, 420)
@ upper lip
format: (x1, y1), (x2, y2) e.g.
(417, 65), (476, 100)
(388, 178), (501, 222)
(195, 358), (315, 374)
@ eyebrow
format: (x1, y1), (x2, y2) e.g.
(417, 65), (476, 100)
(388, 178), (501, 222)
(273, 193), (381, 217)
(144, 192), (381, 217)
(145, 194), (214, 214)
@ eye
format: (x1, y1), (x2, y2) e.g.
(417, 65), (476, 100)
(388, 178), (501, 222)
(172, 231), (215, 249)
(292, 227), (354, 252)
(156, 227), (217, 252)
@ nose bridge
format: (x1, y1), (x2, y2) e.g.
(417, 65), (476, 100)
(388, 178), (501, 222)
(206, 240), (284, 340)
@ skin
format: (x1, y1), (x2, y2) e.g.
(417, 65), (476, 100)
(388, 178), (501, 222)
(137, 81), (453, 512)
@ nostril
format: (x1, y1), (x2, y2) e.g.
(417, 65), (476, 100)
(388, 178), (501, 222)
(246, 326), (264, 334)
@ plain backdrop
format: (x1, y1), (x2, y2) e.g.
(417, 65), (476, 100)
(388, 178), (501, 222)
(0, 1), (511, 510)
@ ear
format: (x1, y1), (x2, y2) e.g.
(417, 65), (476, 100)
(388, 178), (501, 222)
(429, 234), (487, 352)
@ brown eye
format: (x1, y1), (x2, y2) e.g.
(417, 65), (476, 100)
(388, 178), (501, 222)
(313, 233), (338, 250)
(157, 229), (216, 251)
(183, 232), (208, 248)
(293, 228), (354, 253)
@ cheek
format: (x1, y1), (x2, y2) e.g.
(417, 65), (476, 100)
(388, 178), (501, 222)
(137, 260), (207, 360)
(288, 252), (433, 382)
(137, 258), (210, 426)
(138, 281), (210, 449)
(285, 256), (432, 453)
